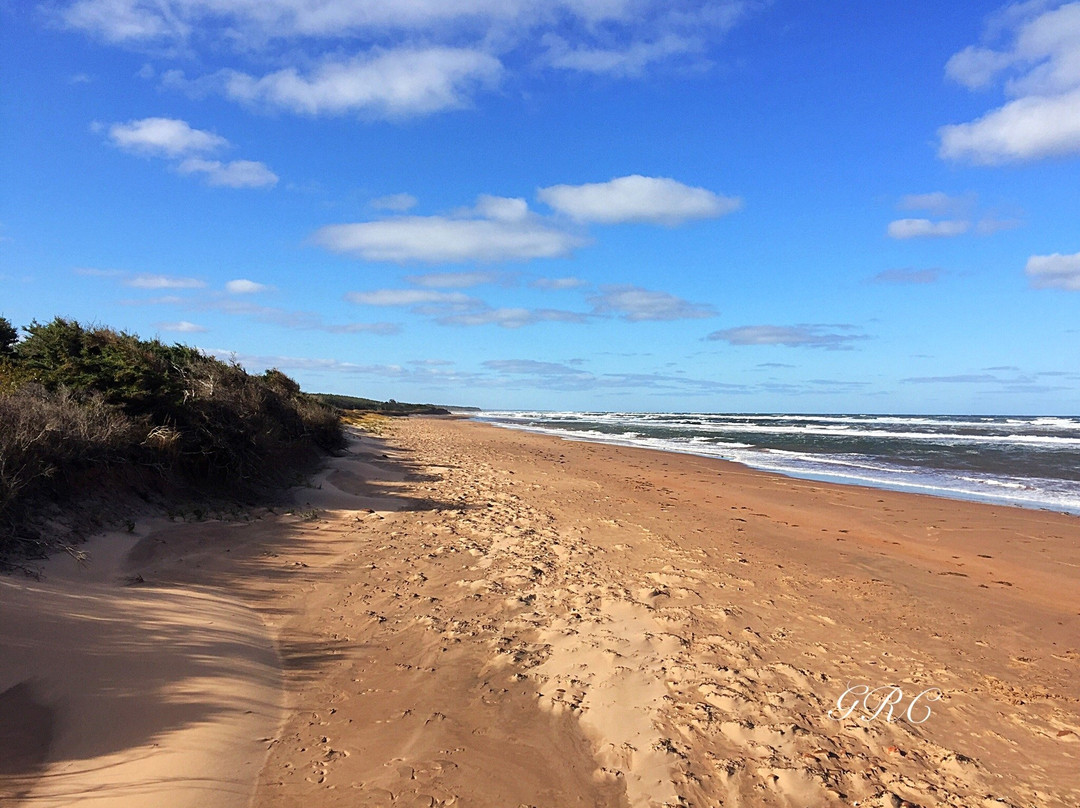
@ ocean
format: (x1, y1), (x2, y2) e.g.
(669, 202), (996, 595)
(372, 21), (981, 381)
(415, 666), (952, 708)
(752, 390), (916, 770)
(474, 412), (1080, 515)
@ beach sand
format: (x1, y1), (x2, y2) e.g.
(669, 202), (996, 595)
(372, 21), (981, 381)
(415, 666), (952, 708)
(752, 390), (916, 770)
(2, 416), (1079, 807)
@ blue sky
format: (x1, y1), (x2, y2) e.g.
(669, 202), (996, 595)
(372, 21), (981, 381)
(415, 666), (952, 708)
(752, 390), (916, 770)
(2, 0), (1079, 413)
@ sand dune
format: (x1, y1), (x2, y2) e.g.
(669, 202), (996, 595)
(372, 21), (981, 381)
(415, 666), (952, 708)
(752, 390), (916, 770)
(3, 417), (1079, 807)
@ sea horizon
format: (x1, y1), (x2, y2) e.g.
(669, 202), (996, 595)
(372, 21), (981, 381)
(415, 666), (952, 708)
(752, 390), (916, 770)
(476, 410), (1080, 516)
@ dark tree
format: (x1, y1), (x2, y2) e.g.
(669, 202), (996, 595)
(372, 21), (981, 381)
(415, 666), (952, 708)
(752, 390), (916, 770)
(0, 316), (17, 355)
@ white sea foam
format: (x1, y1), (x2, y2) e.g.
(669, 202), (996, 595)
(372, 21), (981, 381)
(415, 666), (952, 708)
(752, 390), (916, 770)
(476, 411), (1080, 515)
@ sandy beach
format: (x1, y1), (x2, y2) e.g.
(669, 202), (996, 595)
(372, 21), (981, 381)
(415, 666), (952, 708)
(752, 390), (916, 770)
(3, 416), (1079, 807)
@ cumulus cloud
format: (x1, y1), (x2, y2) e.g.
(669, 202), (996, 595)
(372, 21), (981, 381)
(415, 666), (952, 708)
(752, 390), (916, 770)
(221, 48), (503, 117)
(370, 193), (418, 212)
(62, 0), (762, 126)
(472, 195), (529, 222)
(177, 158), (278, 188)
(887, 218), (970, 239)
(316, 181), (740, 266)
(946, 45), (1015, 89)
(707, 324), (866, 349)
(589, 285), (715, 321)
(314, 215), (585, 263)
(126, 273), (205, 289)
(225, 278), (272, 294)
(156, 320), (207, 333)
(871, 268), (943, 284)
(940, 3), (1080, 163)
(940, 89), (1080, 163)
(538, 175), (741, 225)
(106, 116), (277, 188)
(1026, 250), (1080, 289)
(108, 117), (227, 157)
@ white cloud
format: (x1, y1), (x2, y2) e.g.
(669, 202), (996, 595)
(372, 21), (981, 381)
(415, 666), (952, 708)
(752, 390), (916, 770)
(108, 117), (227, 157)
(939, 88), (1080, 163)
(126, 273), (206, 289)
(370, 193), (418, 212)
(1026, 250), (1080, 289)
(404, 271), (503, 288)
(157, 320), (208, 333)
(890, 192), (1019, 237)
(538, 175), (741, 225)
(346, 289), (473, 306)
(63, 0), (186, 41)
(60, 1), (763, 132)
(221, 48), (503, 117)
(107, 117), (276, 189)
(473, 195), (529, 222)
(177, 157), (279, 188)
(345, 286), (586, 329)
(886, 218), (970, 239)
(59, 0), (750, 46)
(314, 216), (585, 263)
(588, 285), (715, 321)
(543, 32), (701, 77)
(945, 46), (1015, 89)
(707, 324), (866, 349)
(225, 278), (271, 294)
(941, 3), (1080, 163)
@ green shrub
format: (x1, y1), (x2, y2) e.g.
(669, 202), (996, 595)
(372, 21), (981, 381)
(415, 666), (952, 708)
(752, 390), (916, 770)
(0, 317), (345, 558)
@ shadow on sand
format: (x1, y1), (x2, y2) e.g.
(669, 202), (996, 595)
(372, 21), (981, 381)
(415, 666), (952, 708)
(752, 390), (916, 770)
(0, 428), (455, 805)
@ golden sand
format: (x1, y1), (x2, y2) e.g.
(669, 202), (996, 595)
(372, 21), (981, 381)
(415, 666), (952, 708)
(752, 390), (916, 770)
(3, 417), (1079, 807)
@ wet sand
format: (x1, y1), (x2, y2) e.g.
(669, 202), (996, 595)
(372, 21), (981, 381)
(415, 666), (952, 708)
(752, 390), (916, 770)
(2, 416), (1079, 807)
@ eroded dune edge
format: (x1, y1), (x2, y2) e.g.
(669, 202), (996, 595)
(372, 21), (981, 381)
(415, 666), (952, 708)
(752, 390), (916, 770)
(3, 416), (1079, 808)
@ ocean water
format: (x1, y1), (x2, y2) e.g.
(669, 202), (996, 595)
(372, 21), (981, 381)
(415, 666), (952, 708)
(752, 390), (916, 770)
(475, 412), (1080, 515)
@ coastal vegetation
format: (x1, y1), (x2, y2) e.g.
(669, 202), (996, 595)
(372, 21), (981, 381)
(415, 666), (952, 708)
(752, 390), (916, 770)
(0, 316), (345, 563)
(311, 392), (455, 416)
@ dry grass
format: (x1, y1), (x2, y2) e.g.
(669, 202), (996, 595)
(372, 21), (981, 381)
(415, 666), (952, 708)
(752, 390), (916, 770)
(341, 411), (393, 435)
